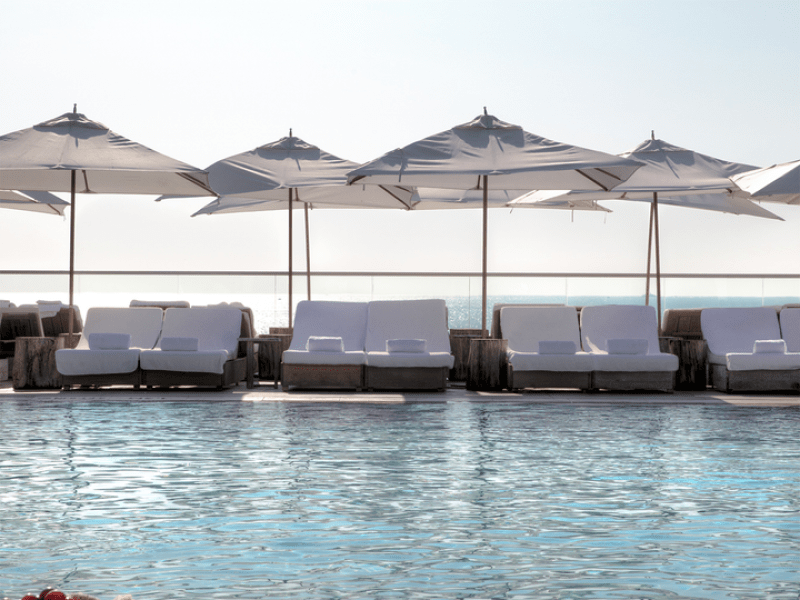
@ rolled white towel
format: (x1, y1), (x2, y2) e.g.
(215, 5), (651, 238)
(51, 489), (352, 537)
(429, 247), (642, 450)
(88, 333), (132, 351)
(753, 339), (787, 354)
(161, 337), (199, 352)
(307, 336), (344, 352)
(607, 338), (649, 355)
(386, 339), (427, 353)
(538, 340), (577, 355)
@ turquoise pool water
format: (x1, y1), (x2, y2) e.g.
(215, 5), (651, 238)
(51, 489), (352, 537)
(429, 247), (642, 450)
(1, 400), (798, 599)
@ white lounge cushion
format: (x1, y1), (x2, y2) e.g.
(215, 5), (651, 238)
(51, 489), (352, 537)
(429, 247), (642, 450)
(538, 340), (577, 355)
(88, 333), (131, 351)
(367, 351), (454, 369)
(607, 338), (649, 355)
(701, 307), (781, 357)
(387, 339), (426, 353)
(307, 336), (344, 352)
(160, 337), (199, 352)
(508, 351), (594, 372)
(289, 301), (369, 353)
(753, 340), (786, 354)
(502, 306), (582, 353)
(365, 299), (454, 369)
(139, 308), (243, 374)
(725, 352), (800, 371)
(580, 305), (678, 373)
(55, 307), (164, 376)
(780, 308), (800, 352)
(283, 349), (366, 366)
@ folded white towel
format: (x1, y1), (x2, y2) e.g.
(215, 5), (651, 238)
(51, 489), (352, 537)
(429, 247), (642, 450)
(753, 339), (787, 354)
(161, 337), (199, 352)
(386, 339), (427, 353)
(607, 338), (649, 355)
(538, 340), (577, 355)
(88, 333), (132, 351)
(307, 336), (344, 352)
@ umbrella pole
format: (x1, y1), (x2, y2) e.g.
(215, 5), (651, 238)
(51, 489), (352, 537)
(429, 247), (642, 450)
(481, 175), (488, 339)
(68, 170), (76, 347)
(305, 202), (311, 301)
(645, 200), (654, 306)
(654, 192), (662, 331)
(288, 189), (293, 329)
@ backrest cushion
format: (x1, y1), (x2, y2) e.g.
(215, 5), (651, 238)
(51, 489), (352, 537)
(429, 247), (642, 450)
(700, 307), (781, 355)
(580, 305), (660, 354)
(779, 308), (800, 352)
(79, 307), (164, 350)
(365, 299), (450, 353)
(501, 306), (581, 352)
(159, 308), (242, 356)
(289, 301), (368, 352)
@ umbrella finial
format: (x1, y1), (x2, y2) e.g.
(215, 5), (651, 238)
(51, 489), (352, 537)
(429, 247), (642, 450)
(289, 128), (292, 138)
(73, 103), (77, 113)
(651, 130), (655, 140)
(483, 106), (488, 115)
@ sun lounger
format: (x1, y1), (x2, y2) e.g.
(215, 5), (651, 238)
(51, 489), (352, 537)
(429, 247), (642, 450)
(139, 307), (247, 389)
(701, 307), (800, 392)
(55, 307), (164, 389)
(281, 300), (369, 391)
(581, 305), (678, 392)
(364, 299), (454, 391)
(503, 306), (593, 391)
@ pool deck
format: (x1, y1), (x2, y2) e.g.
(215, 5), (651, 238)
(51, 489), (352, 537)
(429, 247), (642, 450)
(1, 380), (798, 406)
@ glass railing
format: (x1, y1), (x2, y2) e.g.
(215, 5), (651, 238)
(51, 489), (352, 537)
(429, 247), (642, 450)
(2, 270), (798, 334)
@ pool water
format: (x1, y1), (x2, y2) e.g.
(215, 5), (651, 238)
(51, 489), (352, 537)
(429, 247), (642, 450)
(1, 400), (798, 599)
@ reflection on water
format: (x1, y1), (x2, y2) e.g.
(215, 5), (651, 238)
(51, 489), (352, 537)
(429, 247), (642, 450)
(1, 401), (799, 599)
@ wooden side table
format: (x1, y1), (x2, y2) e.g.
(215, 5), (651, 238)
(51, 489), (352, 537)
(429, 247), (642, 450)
(13, 336), (65, 390)
(240, 337), (281, 389)
(466, 338), (508, 391)
(449, 328), (483, 382)
(663, 337), (708, 391)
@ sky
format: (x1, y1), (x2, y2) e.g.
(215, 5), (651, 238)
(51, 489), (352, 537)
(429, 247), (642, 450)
(1, 0), (799, 287)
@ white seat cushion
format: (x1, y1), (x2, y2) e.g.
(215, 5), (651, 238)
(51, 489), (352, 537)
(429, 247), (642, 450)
(508, 351), (594, 372)
(56, 349), (142, 376)
(139, 349), (230, 374)
(592, 352), (678, 372)
(283, 349), (366, 366)
(367, 351), (454, 369)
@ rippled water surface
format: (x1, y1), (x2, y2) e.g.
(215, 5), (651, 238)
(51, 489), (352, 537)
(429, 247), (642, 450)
(1, 400), (799, 599)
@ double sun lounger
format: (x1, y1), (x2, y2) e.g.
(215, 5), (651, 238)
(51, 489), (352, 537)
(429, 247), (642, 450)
(505, 305), (679, 392)
(701, 307), (800, 393)
(282, 299), (455, 391)
(55, 306), (247, 389)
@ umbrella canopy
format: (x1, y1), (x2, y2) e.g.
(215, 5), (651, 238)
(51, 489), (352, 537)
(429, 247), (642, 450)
(510, 137), (783, 327)
(0, 108), (214, 338)
(731, 159), (800, 205)
(348, 110), (642, 335)
(186, 134), (417, 327)
(0, 189), (68, 215)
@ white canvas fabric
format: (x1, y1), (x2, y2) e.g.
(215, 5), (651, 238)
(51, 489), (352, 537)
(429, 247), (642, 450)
(55, 307), (163, 376)
(731, 160), (800, 205)
(580, 305), (678, 373)
(780, 308), (800, 352)
(386, 339), (426, 353)
(503, 306), (593, 372)
(0, 112), (212, 195)
(701, 307), (782, 365)
(139, 308), (242, 375)
(160, 337), (199, 352)
(88, 333), (131, 351)
(725, 352), (800, 371)
(365, 299), (454, 369)
(607, 339), (649, 355)
(0, 189), (68, 215)
(752, 340), (787, 354)
(307, 336), (345, 352)
(511, 139), (780, 219)
(348, 112), (641, 191)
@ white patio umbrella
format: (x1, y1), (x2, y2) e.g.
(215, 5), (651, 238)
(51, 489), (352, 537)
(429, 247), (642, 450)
(0, 107), (215, 338)
(510, 136), (783, 329)
(178, 133), (416, 327)
(731, 159), (800, 205)
(0, 189), (68, 215)
(348, 110), (642, 336)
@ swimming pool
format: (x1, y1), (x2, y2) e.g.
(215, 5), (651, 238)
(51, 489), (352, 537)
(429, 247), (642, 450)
(1, 400), (798, 599)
